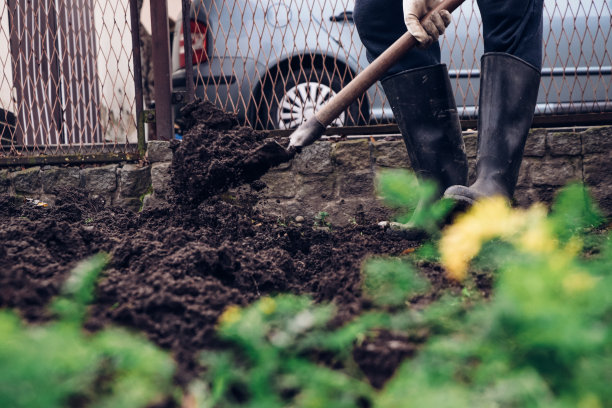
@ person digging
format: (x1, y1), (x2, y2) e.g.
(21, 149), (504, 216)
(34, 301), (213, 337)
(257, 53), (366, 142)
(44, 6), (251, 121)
(353, 0), (543, 231)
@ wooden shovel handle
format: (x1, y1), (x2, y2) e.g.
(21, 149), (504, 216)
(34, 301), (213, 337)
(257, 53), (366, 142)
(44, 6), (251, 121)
(315, 0), (466, 126)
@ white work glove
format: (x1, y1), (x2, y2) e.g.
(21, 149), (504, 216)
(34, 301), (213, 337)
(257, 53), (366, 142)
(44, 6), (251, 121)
(403, 0), (452, 47)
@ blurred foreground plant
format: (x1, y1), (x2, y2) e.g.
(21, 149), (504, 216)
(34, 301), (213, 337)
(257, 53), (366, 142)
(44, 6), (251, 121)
(0, 254), (176, 408)
(376, 169), (455, 234)
(377, 182), (612, 407)
(197, 176), (611, 407)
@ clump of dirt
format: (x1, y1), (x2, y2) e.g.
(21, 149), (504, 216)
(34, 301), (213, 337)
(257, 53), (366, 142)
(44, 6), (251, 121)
(171, 101), (294, 206)
(0, 101), (479, 389)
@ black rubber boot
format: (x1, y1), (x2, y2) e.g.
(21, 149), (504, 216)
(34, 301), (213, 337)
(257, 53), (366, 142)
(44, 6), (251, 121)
(380, 64), (468, 233)
(444, 53), (541, 205)
(382, 64), (468, 196)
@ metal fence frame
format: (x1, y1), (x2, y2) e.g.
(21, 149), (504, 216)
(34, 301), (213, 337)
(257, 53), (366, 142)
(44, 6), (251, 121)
(1, 0), (611, 167)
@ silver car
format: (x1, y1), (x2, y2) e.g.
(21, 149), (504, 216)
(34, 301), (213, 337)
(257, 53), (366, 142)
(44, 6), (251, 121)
(171, 0), (612, 130)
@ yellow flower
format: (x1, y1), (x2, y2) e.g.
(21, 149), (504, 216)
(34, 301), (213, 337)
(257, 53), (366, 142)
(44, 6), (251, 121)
(562, 272), (597, 294)
(578, 394), (602, 408)
(441, 197), (516, 280)
(258, 297), (277, 315)
(440, 197), (554, 281)
(518, 213), (556, 254)
(218, 305), (242, 326)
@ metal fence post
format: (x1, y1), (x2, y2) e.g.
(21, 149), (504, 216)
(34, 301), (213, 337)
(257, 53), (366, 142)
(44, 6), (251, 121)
(150, 0), (173, 141)
(181, 0), (195, 103)
(129, 0), (146, 156)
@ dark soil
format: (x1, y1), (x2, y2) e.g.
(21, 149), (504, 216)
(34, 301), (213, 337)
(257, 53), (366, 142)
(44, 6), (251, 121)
(0, 101), (476, 390)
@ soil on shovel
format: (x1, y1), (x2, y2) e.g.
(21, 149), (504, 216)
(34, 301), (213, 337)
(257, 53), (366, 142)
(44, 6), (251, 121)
(0, 101), (479, 391)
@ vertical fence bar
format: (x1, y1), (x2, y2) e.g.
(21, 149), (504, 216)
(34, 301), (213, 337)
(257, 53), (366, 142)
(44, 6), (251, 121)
(150, 0), (172, 140)
(129, 0), (145, 155)
(181, 0), (194, 103)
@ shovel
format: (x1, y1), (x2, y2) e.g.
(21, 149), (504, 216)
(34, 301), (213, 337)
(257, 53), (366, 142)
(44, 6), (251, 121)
(247, 0), (466, 167)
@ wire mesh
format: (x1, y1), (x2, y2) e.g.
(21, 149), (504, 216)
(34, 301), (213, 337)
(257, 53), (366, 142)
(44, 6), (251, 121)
(0, 0), (140, 158)
(172, 0), (611, 130)
(1, 0), (610, 159)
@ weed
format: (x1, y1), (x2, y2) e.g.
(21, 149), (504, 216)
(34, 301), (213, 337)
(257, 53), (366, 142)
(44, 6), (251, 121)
(313, 211), (332, 229)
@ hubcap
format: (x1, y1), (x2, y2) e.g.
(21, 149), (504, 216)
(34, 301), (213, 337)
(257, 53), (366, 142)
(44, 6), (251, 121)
(276, 82), (345, 129)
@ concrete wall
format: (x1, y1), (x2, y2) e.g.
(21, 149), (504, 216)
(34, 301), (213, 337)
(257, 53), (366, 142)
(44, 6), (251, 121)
(2, 126), (611, 223)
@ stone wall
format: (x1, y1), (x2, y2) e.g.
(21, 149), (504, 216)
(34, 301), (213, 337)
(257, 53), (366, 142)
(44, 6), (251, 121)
(0, 141), (172, 211)
(256, 126), (612, 226)
(2, 127), (610, 224)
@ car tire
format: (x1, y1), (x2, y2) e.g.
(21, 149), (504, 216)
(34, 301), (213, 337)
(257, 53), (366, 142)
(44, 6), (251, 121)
(260, 67), (367, 130)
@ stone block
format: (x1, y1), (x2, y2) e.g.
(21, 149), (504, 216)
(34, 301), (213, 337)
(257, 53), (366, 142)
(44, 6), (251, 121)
(516, 158), (534, 189)
(332, 139), (371, 171)
(259, 169), (300, 199)
(151, 162), (171, 197)
(115, 196), (143, 212)
(531, 157), (581, 187)
(82, 164), (118, 194)
(119, 164), (151, 198)
(372, 140), (410, 168)
(41, 166), (81, 193)
(514, 186), (558, 208)
(547, 132), (581, 156)
(582, 126), (612, 155)
(11, 166), (41, 194)
(325, 197), (390, 227)
(583, 153), (612, 187)
(463, 132), (478, 159)
(296, 174), (336, 202)
(467, 158), (477, 184)
(588, 185), (612, 218)
(293, 141), (333, 175)
(338, 171), (375, 198)
(147, 140), (173, 162)
(524, 129), (546, 157)
(0, 169), (9, 193)
(141, 193), (167, 210)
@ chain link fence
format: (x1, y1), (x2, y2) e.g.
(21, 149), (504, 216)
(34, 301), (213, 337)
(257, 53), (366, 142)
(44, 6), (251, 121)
(172, 0), (611, 131)
(0, 0), (142, 163)
(1, 0), (610, 162)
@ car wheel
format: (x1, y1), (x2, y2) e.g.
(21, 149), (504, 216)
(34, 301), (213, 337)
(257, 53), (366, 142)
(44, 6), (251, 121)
(263, 67), (365, 130)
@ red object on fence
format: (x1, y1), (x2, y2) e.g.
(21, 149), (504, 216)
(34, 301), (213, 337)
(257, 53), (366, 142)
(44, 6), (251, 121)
(179, 20), (208, 68)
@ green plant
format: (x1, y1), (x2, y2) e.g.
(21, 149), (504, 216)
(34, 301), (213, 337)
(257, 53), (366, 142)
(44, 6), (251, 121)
(0, 254), (177, 408)
(199, 296), (377, 408)
(377, 182), (612, 407)
(194, 174), (612, 407)
(362, 258), (429, 307)
(376, 169), (454, 234)
(313, 211), (331, 229)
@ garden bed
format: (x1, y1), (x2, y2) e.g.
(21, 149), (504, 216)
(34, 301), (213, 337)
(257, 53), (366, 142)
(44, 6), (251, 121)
(0, 102), (481, 390)
(3, 102), (609, 407)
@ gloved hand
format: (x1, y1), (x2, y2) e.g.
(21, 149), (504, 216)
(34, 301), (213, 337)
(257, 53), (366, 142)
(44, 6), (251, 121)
(403, 0), (452, 47)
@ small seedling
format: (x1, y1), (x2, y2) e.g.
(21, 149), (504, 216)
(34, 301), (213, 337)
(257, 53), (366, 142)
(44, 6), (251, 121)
(276, 216), (287, 227)
(314, 211), (331, 229)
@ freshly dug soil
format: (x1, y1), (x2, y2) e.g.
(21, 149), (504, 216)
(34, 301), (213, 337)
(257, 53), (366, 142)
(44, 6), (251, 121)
(0, 101), (477, 389)
(171, 101), (294, 206)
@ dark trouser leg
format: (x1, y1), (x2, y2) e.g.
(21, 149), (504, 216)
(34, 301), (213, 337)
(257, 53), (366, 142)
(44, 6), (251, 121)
(354, 0), (467, 191)
(354, 0), (467, 232)
(444, 0), (544, 204)
(478, 0), (544, 69)
(354, 0), (441, 77)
